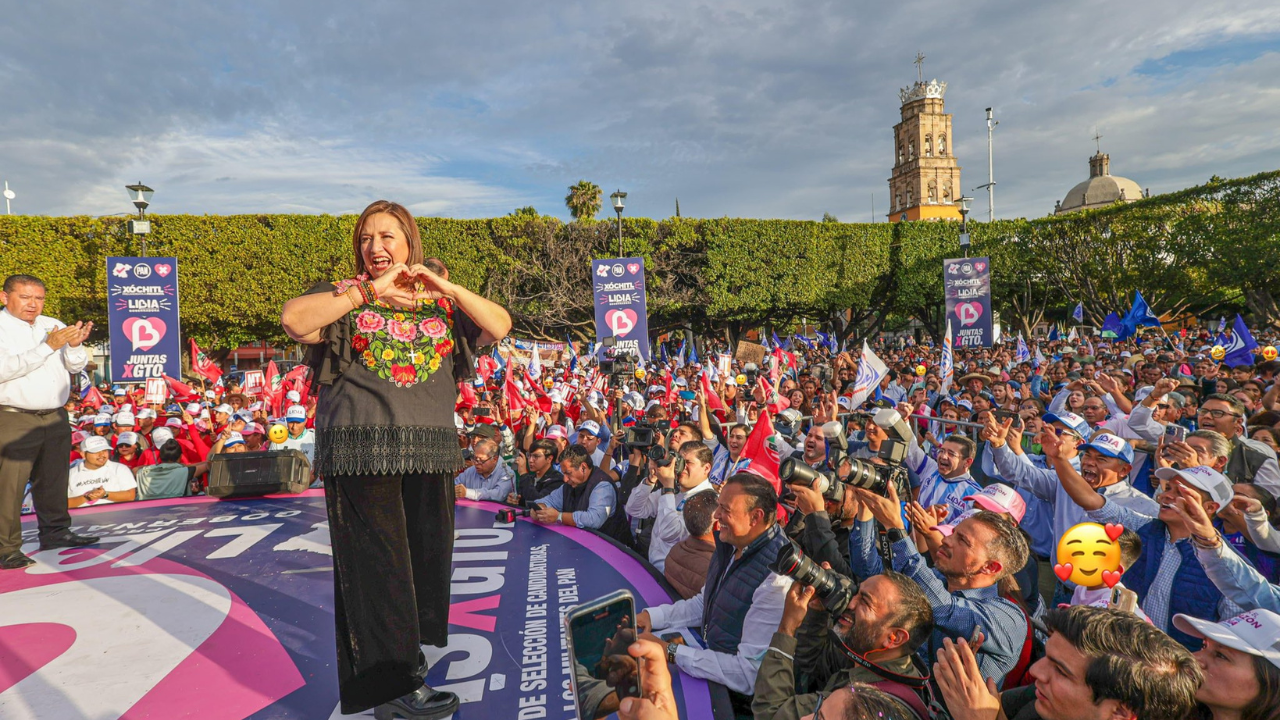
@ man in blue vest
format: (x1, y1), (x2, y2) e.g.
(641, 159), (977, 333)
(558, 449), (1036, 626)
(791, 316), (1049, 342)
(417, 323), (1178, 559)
(635, 472), (792, 697)
(1044, 429), (1247, 649)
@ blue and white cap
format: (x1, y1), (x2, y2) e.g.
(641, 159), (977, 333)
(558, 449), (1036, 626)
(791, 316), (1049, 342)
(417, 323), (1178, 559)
(285, 405), (307, 422)
(1043, 411), (1091, 439)
(1083, 434), (1134, 464)
(1154, 465), (1234, 506)
(223, 432), (245, 448)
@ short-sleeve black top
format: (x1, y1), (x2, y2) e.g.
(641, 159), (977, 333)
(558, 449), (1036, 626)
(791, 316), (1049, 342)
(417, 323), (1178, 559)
(302, 281), (481, 477)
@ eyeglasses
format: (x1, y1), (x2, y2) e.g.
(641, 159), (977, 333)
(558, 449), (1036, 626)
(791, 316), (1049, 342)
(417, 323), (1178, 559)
(1198, 408), (1240, 419)
(473, 455), (495, 463)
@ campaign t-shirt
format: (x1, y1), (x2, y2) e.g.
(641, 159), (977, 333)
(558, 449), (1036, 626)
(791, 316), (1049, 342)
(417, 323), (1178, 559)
(67, 460), (138, 504)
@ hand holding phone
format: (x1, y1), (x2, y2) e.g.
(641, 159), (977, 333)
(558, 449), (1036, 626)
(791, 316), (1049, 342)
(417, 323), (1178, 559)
(566, 591), (643, 719)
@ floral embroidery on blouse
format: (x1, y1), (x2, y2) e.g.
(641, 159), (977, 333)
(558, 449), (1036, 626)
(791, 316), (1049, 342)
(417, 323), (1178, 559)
(334, 275), (456, 387)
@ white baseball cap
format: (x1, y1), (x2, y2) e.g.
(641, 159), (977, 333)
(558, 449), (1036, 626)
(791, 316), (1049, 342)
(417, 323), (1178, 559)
(136, 408), (156, 419)
(1173, 609), (1280, 669)
(81, 436), (111, 454)
(114, 411), (136, 426)
(214, 403), (233, 415)
(1153, 465), (1235, 507)
(578, 420), (602, 437)
(186, 402), (202, 414)
(223, 432), (245, 448)
(285, 390), (301, 402)
(165, 417), (184, 428)
(116, 431), (139, 446)
(151, 427), (175, 446)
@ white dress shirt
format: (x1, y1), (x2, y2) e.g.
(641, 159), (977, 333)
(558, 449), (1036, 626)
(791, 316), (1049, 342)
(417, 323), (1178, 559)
(0, 308), (88, 410)
(645, 565), (792, 694)
(648, 480), (717, 573)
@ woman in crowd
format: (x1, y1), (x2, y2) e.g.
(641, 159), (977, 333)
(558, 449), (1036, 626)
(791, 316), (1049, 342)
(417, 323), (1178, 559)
(1174, 611), (1280, 720)
(281, 200), (510, 718)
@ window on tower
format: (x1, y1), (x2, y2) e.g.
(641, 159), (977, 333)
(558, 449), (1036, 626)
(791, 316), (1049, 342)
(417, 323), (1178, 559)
(925, 135), (933, 157)
(906, 187), (913, 206)
(939, 134), (947, 155)
(928, 181), (937, 203)
(908, 141), (915, 160)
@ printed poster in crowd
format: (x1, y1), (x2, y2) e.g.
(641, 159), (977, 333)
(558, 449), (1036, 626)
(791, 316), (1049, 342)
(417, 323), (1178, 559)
(106, 257), (182, 382)
(144, 377), (168, 405)
(591, 257), (651, 361)
(242, 370), (265, 396)
(943, 256), (994, 348)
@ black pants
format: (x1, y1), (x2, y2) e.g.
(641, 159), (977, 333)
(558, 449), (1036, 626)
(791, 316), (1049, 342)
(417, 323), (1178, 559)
(0, 409), (72, 556)
(324, 472), (455, 714)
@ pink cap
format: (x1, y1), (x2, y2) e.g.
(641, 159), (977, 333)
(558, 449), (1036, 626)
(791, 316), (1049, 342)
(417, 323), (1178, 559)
(932, 509), (978, 537)
(545, 425), (568, 440)
(963, 484), (1027, 525)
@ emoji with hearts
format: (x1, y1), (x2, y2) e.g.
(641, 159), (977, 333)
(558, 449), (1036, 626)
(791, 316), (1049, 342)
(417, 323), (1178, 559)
(1054, 522), (1125, 588)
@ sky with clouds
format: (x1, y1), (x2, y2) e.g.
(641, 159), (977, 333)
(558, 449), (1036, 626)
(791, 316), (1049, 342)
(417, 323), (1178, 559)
(2, 1), (1278, 222)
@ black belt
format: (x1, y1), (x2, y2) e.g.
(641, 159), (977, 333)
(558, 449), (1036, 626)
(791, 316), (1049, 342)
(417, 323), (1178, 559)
(0, 405), (62, 416)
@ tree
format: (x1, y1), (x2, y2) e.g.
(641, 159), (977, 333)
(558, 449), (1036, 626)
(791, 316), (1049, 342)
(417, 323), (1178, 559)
(564, 181), (602, 221)
(509, 206), (539, 218)
(822, 213), (839, 223)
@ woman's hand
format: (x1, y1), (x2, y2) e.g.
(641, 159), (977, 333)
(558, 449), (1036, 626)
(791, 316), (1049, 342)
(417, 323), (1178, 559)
(409, 263), (456, 301)
(369, 263), (421, 306)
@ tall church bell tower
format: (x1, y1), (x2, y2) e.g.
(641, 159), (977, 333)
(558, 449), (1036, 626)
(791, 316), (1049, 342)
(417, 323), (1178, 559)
(888, 54), (962, 222)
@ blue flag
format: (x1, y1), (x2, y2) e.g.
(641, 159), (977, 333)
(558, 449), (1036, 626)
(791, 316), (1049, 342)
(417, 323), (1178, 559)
(1222, 314), (1259, 367)
(1016, 334), (1031, 364)
(688, 340), (698, 366)
(1048, 325), (1060, 342)
(1119, 291), (1162, 340)
(659, 342), (669, 365)
(492, 346), (506, 369)
(1073, 302), (1084, 323)
(1101, 313), (1123, 337)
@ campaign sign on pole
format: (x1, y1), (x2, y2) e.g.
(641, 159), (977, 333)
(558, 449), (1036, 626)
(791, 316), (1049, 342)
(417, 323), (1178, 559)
(107, 257), (181, 382)
(144, 377), (168, 405)
(943, 256), (994, 348)
(592, 257), (651, 361)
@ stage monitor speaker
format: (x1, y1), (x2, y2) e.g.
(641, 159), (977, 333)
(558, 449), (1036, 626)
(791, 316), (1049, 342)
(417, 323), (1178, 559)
(207, 449), (312, 499)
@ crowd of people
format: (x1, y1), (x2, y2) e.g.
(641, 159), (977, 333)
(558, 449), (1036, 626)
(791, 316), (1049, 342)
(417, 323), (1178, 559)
(450, 326), (1280, 720)
(11, 251), (1280, 719)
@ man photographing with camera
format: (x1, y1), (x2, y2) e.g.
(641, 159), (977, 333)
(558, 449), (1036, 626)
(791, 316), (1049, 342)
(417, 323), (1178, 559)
(753, 564), (935, 720)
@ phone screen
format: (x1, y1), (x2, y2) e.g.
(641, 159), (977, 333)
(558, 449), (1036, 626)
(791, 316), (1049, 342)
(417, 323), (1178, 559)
(566, 592), (641, 718)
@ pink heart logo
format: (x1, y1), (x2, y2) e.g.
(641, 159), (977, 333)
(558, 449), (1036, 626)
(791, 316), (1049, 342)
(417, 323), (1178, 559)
(974, 262), (987, 272)
(955, 302), (984, 327)
(154, 264), (172, 277)
(626, 263), (640, 275)
(122, 317), (167, 351)
(605, 309), (638, 338)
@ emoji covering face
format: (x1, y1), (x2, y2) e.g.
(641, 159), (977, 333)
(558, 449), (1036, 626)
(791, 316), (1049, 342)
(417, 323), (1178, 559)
(1055, 522), (1124, 588)
(268, 423), (288, 444)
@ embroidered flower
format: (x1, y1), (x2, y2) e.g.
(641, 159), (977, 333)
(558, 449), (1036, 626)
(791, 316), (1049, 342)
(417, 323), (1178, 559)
(362, 350), (374, 361)
(393, 313), (405, 322)
(420, 317), (447, 339)
(437, 297), (452, 312)
(351, 335), (370, 353)
(413, 352), (425, 365)
(429, 356), (441, 372)
(391, 364), (416, 386)
(435, 339), (453, 356)
(388, 319), (418, 342)
(355, 311), (385, 333)
(381, 348), (395, 361)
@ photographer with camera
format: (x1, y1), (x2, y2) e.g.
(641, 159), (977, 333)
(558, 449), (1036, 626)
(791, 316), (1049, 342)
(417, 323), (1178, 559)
(785, 464), (859, 580)
(508, 439), (563, 506)
(625, 440), (717, 572)
(852, 481), (1030, 689)
(753, 559), (935, 720)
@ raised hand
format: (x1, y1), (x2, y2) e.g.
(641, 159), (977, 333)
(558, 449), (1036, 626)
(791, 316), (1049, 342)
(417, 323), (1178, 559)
(934, 638), (1001, 720)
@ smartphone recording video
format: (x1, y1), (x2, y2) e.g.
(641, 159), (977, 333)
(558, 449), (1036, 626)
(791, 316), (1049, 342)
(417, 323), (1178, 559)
(565, 590), (642, 719)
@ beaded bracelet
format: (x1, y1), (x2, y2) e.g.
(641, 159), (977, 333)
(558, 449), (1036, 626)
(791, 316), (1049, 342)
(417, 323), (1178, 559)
(344, 287), (360, 309)
(1190, 533), (1221, 550)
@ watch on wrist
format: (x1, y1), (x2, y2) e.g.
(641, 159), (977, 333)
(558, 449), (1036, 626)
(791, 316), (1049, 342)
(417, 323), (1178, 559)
(661, 486), (678, 495)
(885, 527), (907, 543)
(666, 641), (680, 665)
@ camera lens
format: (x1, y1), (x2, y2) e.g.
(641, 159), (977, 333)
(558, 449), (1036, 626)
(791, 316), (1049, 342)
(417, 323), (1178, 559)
(770, 540), (857, 613)
(844, 458), (886, 494)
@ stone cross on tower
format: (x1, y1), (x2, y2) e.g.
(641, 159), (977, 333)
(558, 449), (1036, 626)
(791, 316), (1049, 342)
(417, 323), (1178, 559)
(1093, 128), (1103, 154)
(915, 52), (926, 83)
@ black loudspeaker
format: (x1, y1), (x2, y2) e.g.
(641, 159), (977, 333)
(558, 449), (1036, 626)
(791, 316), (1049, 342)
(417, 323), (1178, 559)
(207, 449), (312, 498)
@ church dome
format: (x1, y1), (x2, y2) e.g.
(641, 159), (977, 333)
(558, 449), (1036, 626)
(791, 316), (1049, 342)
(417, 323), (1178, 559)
(1055, 152), (1144, 214)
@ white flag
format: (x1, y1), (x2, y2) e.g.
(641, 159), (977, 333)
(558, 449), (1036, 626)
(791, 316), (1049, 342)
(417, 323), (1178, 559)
(849, 341), (890, 410)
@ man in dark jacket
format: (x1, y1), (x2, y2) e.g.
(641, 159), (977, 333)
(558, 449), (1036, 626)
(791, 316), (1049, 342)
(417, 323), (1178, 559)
(508, 439), (563, 506)
(753, 570), (934, 720)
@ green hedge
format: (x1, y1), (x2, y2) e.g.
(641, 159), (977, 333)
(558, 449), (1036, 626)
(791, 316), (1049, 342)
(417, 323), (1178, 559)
(2, 169), (1277, 349)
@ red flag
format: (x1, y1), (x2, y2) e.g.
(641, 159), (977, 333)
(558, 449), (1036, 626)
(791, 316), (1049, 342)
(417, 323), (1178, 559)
(477, 355), (499, 383)
(664, 373), (678, 406)
(189, 339), (222, 383)
(163, 375), (199, 401)
(264, 360), (283, 415)
(283, 364), (311, 404)
(504, 370), (529, 414)
(529, 376), (554, 413)
(700, 369), (725, 414)
(456, 381), (478, 413)
(740, 409), (782, 495)
(82, 386), (108, 410)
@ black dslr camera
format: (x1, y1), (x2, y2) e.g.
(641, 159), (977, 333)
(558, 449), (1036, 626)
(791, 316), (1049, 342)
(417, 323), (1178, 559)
(771, 539), (857, 613)
(844, 438), (909, 496)
(779, 458), (844, 503)
(810, 363), (835, 393)
(646, 444), (685, 476)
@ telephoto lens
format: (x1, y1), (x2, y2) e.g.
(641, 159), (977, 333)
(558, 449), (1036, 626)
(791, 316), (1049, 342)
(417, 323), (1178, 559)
(779, 457), (843, 502)
(843, 458), (887, 494)
(769, 539), (857, 612)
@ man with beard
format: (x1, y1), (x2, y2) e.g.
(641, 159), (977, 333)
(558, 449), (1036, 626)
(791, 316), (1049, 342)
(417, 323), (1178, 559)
(752, 571), (935, 720)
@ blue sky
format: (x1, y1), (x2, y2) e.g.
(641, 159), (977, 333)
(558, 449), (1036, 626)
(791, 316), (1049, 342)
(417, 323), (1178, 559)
(1, 1), (1278, 221)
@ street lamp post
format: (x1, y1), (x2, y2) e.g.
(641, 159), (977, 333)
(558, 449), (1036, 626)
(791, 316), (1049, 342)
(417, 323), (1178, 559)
(610, 189), (627, 258)
(958, 195), (973, 258)
(125, 182), (155, 257)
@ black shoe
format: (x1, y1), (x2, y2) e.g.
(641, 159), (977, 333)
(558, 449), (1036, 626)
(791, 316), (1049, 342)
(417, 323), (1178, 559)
(38, 533), (100, 551)
(0, 552), (35, 570)
(373, 685), (460, 720)
(416, 650), (429, 679)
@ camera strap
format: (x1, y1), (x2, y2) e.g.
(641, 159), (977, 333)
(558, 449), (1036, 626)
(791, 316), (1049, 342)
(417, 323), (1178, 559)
(830, 631), (946, 720)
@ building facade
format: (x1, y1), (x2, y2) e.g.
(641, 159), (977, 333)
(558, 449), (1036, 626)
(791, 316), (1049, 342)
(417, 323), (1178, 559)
(888, 76), (962, 222)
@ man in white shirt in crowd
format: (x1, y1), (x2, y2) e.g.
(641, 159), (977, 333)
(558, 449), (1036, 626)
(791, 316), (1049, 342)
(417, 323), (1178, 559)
(629, 441), (718, 573)
(0, 274), (99, 569)
(271, 404), (315, 464)
(68, 435), (138, 508)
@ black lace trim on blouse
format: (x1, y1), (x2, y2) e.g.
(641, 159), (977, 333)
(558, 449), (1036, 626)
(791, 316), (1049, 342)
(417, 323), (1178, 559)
(314, 425), (462, 477)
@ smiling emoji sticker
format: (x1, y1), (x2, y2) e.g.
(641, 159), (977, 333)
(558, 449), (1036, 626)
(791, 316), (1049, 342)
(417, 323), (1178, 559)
(1055, 522), (1124, 587)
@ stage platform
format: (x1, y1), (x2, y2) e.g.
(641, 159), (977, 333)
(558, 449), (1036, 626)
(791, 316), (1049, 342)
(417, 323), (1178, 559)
(2, 492), (727, 719)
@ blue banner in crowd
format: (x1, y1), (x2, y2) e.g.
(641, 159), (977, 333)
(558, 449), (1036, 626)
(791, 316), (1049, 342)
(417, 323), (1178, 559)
(943, 256), (994, 348)
(592, 257), (651, 361)
(106, 256), (182, 382)
(7, 494), (723, 719)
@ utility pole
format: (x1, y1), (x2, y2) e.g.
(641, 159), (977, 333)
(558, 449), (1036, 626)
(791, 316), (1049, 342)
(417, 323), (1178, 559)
(974, 108), (998, 222)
